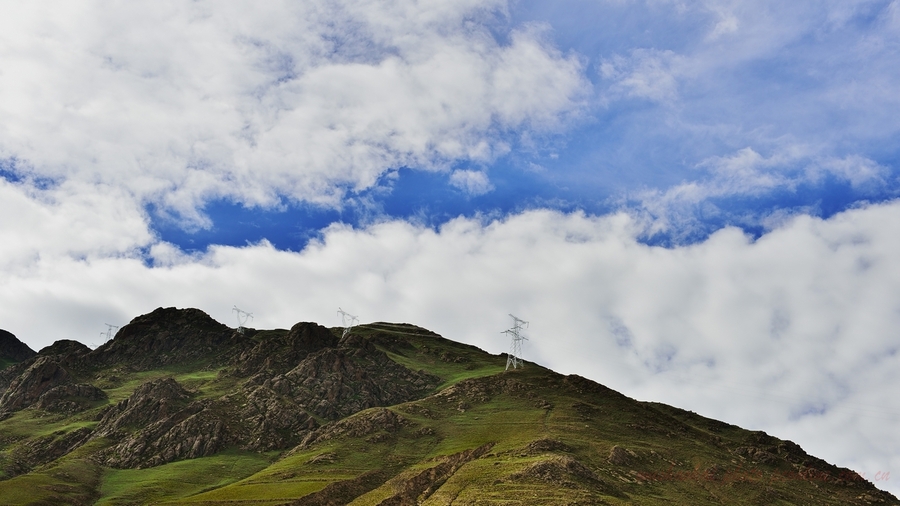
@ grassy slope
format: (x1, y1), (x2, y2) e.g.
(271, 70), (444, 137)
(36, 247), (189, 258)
(0, 323), (893, 505)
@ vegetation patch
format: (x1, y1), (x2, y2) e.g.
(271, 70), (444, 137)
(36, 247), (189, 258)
(97, 450), (272, 505)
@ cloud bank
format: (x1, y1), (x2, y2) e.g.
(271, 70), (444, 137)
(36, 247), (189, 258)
(2, 200), (899, 493)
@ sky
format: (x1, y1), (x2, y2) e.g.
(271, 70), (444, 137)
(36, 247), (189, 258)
(1, 0), (899, 493)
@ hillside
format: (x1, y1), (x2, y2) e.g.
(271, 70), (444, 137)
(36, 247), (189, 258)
(0, 307), (895, 505)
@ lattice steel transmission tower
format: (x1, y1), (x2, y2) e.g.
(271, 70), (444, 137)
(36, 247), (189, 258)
(337, 307), (358, 338)
(502, 314), (528, 370)
(233, 306), (253, 334)
(101, 323), (119, 342)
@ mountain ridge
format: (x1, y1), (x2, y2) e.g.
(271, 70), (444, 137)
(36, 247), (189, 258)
(0, 307), (895, 505)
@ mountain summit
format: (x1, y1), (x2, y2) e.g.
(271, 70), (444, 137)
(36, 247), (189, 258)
(0, 308), (894, 505)
(0, 329), (36, 367)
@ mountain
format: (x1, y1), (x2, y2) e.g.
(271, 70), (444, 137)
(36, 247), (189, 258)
(0, 307), (894, 505)
(0, 329), (36, 369)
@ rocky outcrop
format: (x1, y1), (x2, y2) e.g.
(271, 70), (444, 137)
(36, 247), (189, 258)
(0, 356), (71, 415)
(89, 307), (233, 369)
(431, 374), (533, 408)
(230, 331), (437, 452)
(376, 443), (495, 506)
(504, 454), (627, 499)
(37, 339), (91, 359)
(230, 322), (338, 377)
(508, 455), (601, 484)
(0, 329), (36, 364)
(289, 470), (395, 506)
(93, 375), (317, 467)
(87, 329), (440, 469)
(99, 399), (228, 468)
(93, 378), (192, 438)
(732, 430), (869, 487)
(278, 337), (440, 421)
(0, 362), (28, 399)
(522, 438), (572, 456)
(34, 383), (107, 414)
(94, 378), (228, 468)
(231, 385), (319, 451)
(298, 408), (409, 449)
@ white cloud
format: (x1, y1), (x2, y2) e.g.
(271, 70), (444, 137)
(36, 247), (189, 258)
(629, 146), (891, 238)
(449, 169), (494, 195)
(2, 202), (900, 493)
(599, 48), (683, 104)
(0, 1), (589, 224)
(0, 179), (151, 271)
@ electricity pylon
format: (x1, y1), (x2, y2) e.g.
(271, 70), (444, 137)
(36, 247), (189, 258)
(233, 306), (253, 334)
(101, 323), (119, 342)
(502, 314), (528, 370)
(337, 307), (358, 338)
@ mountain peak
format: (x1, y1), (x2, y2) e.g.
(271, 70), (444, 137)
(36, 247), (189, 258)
(90, 307), (234, 369)
(0, 329), (36, 367)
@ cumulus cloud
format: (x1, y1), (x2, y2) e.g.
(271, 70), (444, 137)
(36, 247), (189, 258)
(2, 202), (900, 493)
(449, 169), (494, 195)
(627, 146), (892, 239)
(0, 178), (152, 270)
(0, 1), (589, 224)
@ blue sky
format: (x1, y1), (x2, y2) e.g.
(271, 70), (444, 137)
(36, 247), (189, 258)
(134, 0), (900, 252)
(1, 0), (900, 495)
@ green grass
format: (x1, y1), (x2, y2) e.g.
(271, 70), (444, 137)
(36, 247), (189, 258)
(354, 322), (509, 389)
(0, 409), (98, 440)
(97, 449), (273, 505)
(0, 440), (107, 505)
(179, 479), (328, 504)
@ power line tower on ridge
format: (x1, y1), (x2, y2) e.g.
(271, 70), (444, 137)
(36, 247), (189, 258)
(337, 307), (358, 338)
(101, 323), (119, 342)
(502, 314), (528, 370)
(233, 306), (253, 335)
